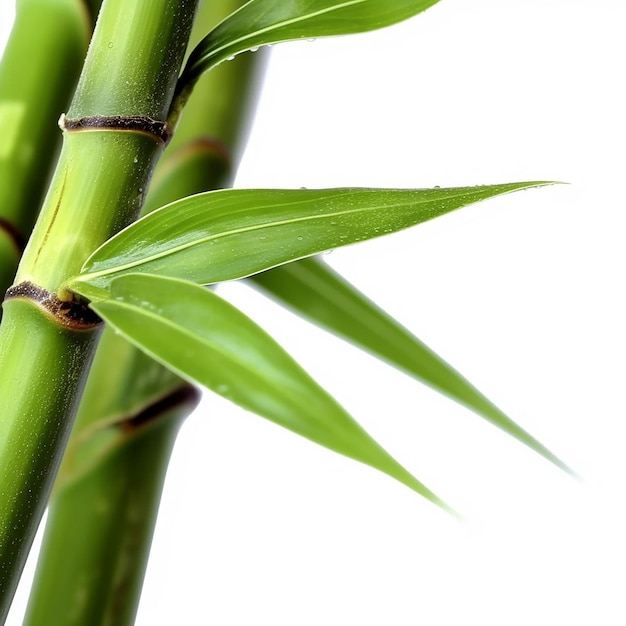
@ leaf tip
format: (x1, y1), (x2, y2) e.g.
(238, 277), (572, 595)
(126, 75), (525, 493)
(438, 499), (464, 521)
(554, 457), (581, 482)
(400, 473), (460, 518)
(534, 180), (570, 189)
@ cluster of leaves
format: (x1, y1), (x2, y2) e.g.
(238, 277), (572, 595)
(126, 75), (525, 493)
(61, 0), (569, 511)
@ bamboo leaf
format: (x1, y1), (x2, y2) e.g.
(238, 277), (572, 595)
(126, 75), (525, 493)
(178, 0), (443, 88)
(68, 182), (552, 301)
(90, 273), (453, 511)
(251, 257), (572, 473)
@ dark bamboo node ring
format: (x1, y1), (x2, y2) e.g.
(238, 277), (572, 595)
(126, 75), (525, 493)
(121, 384), (201, 433)
(4, 281), (102, 330)
(58, 113), (171, 144)
(0, 218), (26, 255)
(190, 136), (232, 165)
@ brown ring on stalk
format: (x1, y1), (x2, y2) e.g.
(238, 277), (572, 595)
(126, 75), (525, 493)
(59, 113), (171, 144)
(4, 281), (102, 330)
(120, 384), (201, 433)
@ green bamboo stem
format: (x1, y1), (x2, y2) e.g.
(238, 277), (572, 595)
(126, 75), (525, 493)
(22, 382), (198, 626)
(15, 129), (164, 290)
(22, 325), (195, 626)
(0, 0), (89, 298)
(0, 0), (198, 618)
(0, 297), (100, 617)
(142, 137), (232, 212)
(20, 2), (262, 622)
(164, 7), (265, 161)
(146, 0), (265, 212)
(54, 327), (190, 493)
(144, 48), (263, 214)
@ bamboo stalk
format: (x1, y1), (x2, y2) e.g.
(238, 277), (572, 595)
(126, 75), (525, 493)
(0, 297), (100, 617)
(0, 0), (198, 617)
(22, 377), (198, 626)
(0, 0), (89, 298)
(20, 323), (196, 626)
(20, 2), (262, 622)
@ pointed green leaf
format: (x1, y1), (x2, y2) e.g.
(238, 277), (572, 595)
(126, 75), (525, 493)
(179, 0), (443, 89)
(90, 273), (453, 511)
(250, 257), (572, 473)
(68, 182), (552, 301)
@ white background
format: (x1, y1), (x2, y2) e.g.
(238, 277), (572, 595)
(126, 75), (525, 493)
(2, 1), (626, 624)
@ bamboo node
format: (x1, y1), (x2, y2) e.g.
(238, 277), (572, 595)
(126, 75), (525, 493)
(4, 281), (102, 330)
(58, 113), (171, 144)
(120, 384), (200, 433)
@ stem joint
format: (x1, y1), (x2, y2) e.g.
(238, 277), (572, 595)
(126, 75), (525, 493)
(58, 113), (171, 144)
(4, 281), (102, 330)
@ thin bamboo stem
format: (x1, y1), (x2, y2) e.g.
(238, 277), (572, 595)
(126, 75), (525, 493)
(21, 4), (263, 619)
(22, 384), (198, 626)
(0, 0), (198, 618)
(20, 7), (260, 626)
(0, 298), (100, 616)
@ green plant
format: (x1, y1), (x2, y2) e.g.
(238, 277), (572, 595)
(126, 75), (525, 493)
(0, 1), (570, 624)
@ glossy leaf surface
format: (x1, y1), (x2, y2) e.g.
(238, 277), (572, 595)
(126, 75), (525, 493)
(251, 257), (571, 472)
(91, 273), (452, 511)
(68, 183), (551, 301)
(179, 0), (442, 88)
